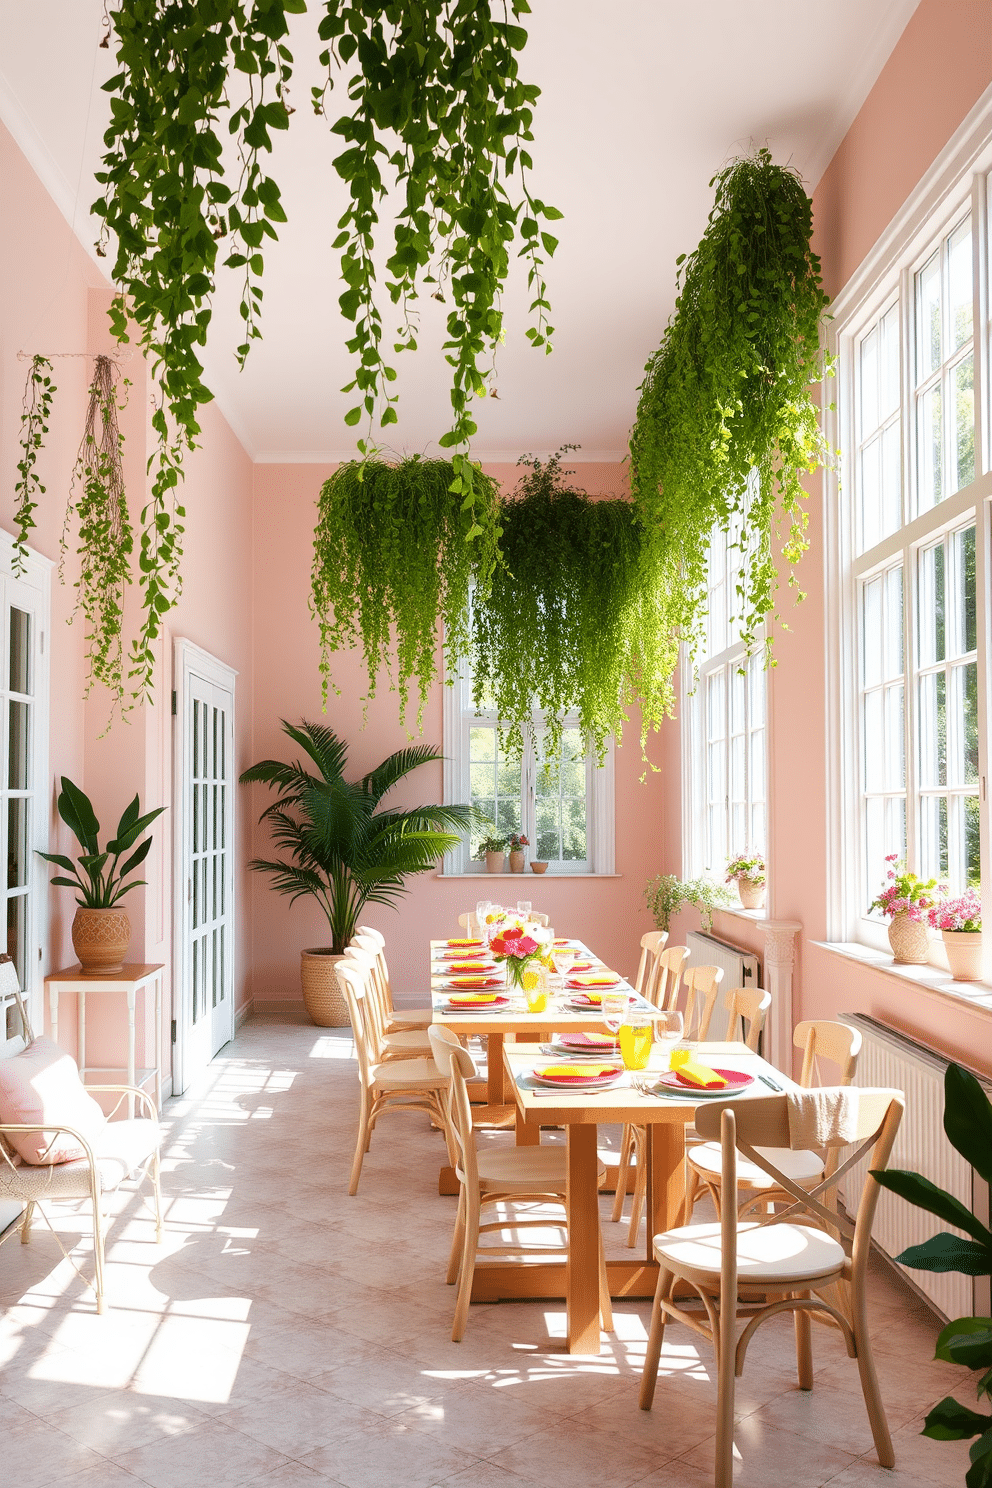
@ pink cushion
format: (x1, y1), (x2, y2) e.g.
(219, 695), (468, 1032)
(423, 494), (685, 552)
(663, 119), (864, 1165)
(0, 1037), (107, 1165)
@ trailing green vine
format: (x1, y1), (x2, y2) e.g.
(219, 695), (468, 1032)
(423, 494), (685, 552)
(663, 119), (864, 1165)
(311, 455), (502, 724)
(62, 356), (134, 712)
(470, 450), (674, 762)
(313, 0), (560, 527)
(94, 0), (299, 702)
(13, 356), (57, 577)
(629, 148), (832, 672)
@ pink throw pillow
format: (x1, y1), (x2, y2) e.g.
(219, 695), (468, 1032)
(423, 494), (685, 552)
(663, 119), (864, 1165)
(0, 1037), (107, 1165)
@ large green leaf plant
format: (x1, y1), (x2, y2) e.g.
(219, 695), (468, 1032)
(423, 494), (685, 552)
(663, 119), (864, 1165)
(240, 720), (477, 952)
(872, 1064), (992, 1486)
(38, 778), (165, 907)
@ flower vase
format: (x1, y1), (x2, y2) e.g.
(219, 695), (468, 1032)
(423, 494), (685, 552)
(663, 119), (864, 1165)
(888, 911), (930, 965)
(509, 849), (525, 874)
(736, 879), (765, 910)
(942, 929), (984, 982)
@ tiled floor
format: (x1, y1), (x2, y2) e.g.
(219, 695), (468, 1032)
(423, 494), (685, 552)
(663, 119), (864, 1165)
(0, 1004), (975, 1487)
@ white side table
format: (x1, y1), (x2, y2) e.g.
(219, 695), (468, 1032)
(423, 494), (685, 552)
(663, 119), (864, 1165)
(46, 962), (165, 1115)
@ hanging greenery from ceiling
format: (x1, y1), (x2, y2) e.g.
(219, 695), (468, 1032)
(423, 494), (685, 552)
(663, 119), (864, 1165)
(13, 355), (57, 577)
(470, 450), (673, 763)
(628, 148), (832, 671)
(93, 0), (558, 705)
(312, 456), (502, 725)
(61, 356), (134, 713)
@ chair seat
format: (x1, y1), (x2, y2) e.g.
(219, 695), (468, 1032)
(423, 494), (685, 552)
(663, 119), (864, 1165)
(687, 1140), (824, 1188)
(387, 1008), (432, 1031)
(371, 1057), (445, 1092)
(653, 1220), (846, 1285)
(0, 1118), (160, 1200)
(383, 1029), (433, 1056)
(473, 1146), (607, 1194)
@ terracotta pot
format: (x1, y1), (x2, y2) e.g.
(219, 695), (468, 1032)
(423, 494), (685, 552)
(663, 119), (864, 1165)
(301, 948), (349, 1026)
(942, 929), (984, 982)
(736, 878), (766, 910)
(485, 851), (505, 874)
(509, 850), (525, 873)
(888, 912), (930, 965)
(530, 861), (549, 874)
(71, 907), (131, 976)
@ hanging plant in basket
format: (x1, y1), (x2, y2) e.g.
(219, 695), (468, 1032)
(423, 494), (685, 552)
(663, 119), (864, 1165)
(628, 148), (833, 673)
(470, 449), (674, 762)
(311, 455), (502, 724)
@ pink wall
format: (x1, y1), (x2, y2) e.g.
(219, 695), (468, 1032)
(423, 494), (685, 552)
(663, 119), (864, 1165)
(248, 461), (669, 998)
(0, 118), (255, 1084)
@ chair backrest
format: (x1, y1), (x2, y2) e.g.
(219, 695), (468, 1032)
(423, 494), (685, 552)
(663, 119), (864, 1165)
(428, 1024), (479, 1192)
(793, 1019), (862, 1089)
(682, 964), (724, 1039)
(352, 930), (394, 1017)
(457, 913), (479, 937)
(634, 930), (669, 1001)
(696, 1087), (904, 1301)
(335, 957), (380, 1087)
(654, 945), (690, 1011)
(722, 986), (771, 1051)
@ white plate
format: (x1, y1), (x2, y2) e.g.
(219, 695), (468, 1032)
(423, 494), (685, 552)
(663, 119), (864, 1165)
(529, 1068), (625, 1091)
(539, 1043), (622, 1061)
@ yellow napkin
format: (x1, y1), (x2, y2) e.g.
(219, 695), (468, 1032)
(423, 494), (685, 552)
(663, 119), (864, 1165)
(537, 1064), (617, 1079)
(570, 972), (619, 987)
(449, 993), (500, 1004)
(673, 1058), (728, 1090)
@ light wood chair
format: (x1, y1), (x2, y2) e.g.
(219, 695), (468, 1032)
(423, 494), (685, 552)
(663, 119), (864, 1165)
(428, 1023), (614, 1342)
(685, 1017), (862, 1222)
(336, 956), (455, 1195)
(682, 964), (724, 1039)
(653, 945), (690, 1011)
(350, 935), (432, 1057)
(354, 925), (431, 1031)
(633, 930), (668, 1001)
(639, 1087), (904, 1485)
(0, 966), (162, 1314)
(721, 986), (771, 1051)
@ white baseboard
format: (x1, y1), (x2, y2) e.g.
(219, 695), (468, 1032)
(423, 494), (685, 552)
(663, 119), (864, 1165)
(235, 999), (253, 1032)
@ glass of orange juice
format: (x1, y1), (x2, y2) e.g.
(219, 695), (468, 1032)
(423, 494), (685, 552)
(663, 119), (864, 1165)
(619, 1011), (653, 1071)
(523, 967), (548, 1013)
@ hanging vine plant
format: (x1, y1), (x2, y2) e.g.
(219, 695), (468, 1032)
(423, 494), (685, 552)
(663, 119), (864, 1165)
(311, 456), (502, 724)
(628, 148), (832, 672)
(12, 355), (57, 577)
(61, 356), (134, 712)
(470, 449), (674, 763)
(93, 0), (559, 704)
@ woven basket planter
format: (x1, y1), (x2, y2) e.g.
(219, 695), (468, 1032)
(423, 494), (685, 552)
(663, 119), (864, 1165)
(887, 912), (930, 965)
(300, 948), (349, 1026)
(72, 907), (131, 976)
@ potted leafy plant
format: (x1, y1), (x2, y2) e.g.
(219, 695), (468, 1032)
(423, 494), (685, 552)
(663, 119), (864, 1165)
(726, 852), (766, 910)
(38, 778), (165, 975)
(478, 833), (509, 875)
(870, 855), (943, 965)
(929, 888), (983, 982)
(241, 721), (476, 1025)
(645, 873), (733, 934)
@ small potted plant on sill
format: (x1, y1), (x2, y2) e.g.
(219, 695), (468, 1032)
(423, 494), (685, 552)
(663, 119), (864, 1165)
(508, 833), (529, 873)
(929, 887), (983, 982)
(725, 852), (766, 910)
(478, 833), (509, 874)
(38, 778), (165, 976)
(645, 873), (733, 934)
(869, 855), (943, 965)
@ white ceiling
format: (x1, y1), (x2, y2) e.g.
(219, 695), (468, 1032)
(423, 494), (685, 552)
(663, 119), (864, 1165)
(0, 0), (921, 464)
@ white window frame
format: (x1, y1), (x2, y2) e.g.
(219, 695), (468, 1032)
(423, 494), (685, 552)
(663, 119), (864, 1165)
(441, 666), (615, 876)
(825, 86), (992, 953)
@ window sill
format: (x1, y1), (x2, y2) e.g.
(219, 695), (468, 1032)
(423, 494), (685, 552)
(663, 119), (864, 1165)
(813, 940), (992, 1018)
(436, 872), (623, 880)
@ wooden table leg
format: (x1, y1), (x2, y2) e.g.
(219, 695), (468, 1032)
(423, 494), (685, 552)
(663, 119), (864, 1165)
(645, 1121), (686, 1246)
(566, 1123), (603, 1354)
(487, 1032), (507, 1104)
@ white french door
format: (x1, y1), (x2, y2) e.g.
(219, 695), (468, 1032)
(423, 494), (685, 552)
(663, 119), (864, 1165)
(174, 641), (236, 1094)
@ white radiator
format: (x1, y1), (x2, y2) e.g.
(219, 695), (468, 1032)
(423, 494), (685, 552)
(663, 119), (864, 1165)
(685, 932), (762, 1046)
(839, 1014), (991, 1321)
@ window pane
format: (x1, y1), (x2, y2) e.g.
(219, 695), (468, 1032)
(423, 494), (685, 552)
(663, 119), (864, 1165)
(862, 577), (881, 686)
(920, 793), (948, 879)
(8, 702), (28, 791)
(918, 541), (945, 666)
(949, 661), (979, 786)
(966, 795), (981, 886)
(956, 525), (977, 655)
(860, 324), (879, 432)
(947, 217), (973, 352)
(917, 384), (942, 511)
(9, 609), (30, 696)
(886, 684), (905, 789)
(917, 250), (941, 380)
(881, 423), (901, 538)
(880, 303), (900, 418)
(7, 798), (26, 889)
(860, 437), (881, 552)
(885, 566), (904, 677)
(6, 893), (25, 988)
(952, 353), (975, 492)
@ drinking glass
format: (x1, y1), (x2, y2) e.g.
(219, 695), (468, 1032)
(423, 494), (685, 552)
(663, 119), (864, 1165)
(653, 1010), (684, 1070)
(475, 901), (489, 939)
(517, 900), (532, 917)
(601, 991), (629, 1034)
(619, 1011), (653, 1070)
(552, 944), (578, 990)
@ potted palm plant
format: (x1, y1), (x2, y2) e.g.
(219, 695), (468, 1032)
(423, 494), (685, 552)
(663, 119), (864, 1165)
(240, 721), (476, 1026)
(38, 778), (165, 975)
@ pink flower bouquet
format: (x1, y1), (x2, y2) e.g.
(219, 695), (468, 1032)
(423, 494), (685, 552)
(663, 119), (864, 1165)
(490, 918), (552, 989)
(869, 855), (944, 922)
(929, 888), (982, 933)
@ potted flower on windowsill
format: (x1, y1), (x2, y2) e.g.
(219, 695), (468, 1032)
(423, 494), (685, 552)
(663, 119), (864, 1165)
(478, 833), (509, 874)
(725, 853), (766, 910)
(870, 855), (943, 965)
(929, 888), (983, 982)
(508, 833), (529, 873)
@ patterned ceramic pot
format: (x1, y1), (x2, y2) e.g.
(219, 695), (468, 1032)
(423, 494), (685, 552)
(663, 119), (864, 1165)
(71, 907), (131, 976)
(941, 929), (984, 982)
(737, 879), (766, 910)
(887, 911), (930, 965)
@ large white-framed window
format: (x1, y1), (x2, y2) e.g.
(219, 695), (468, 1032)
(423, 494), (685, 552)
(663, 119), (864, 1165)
(441, 665), (615, 876)
(684, 521), (768, 879)
(827, 102), (992, 953)
(0, 532), (51, 1044)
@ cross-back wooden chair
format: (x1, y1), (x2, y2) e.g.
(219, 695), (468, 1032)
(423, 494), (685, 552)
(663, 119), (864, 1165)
(681, 963), (724, 1040)
(0, 961), (162, 1314)
(639, 1087), (904, 1486)
(721, 985), (771, 1050)
(428, 1024), (613, 1343)
(633, 931), (668, 1002)
(354, 925), (431, 1031)
(685, 1016), (862, 1222)
(336, 956), (454, 1195)
(653, 945), (690, 1011)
